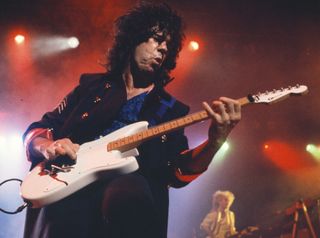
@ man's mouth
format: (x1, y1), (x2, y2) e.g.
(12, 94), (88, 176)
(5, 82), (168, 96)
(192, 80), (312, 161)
(151, 58), (162, 70)
(154, 57), (163, 65)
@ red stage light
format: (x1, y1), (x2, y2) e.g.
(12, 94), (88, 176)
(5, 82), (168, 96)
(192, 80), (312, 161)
(14, 34), (25, 44)
(263, 140), (311, 170)
(188, 41), (199, 51)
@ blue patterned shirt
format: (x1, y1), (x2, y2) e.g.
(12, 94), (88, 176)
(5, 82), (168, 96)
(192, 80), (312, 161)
(100, 92), (147, 136)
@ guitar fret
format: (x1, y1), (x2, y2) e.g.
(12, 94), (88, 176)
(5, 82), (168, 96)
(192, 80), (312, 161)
(177, 118), (185, 126)
(133, 136), (137, 142)
(185, 116), (192, 123)
(158, 125), (165, 133)
(200, 111), (208, 119)
(191, 113), (201, 121)
(137, 132), (143, 139)
(170, 121), (177, 128)
(182, 118), (188, 125)
(132, 135), (137, 142)
(164, 123), (171, 130)
(142, 130), (148, 138)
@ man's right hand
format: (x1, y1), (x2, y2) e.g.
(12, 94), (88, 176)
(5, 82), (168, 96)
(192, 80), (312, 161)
(32, 137), (80, 161)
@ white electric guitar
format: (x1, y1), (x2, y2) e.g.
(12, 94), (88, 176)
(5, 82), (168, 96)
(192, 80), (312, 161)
(20, 85), (308, 208)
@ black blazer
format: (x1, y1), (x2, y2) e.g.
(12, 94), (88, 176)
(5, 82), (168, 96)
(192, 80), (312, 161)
(23, 72), (191, 186)
(23, 73), (193, 238)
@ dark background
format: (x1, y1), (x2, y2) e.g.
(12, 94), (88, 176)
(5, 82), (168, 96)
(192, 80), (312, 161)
(0, 0), (320, 237)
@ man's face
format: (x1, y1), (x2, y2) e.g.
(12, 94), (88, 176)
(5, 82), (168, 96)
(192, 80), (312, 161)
(133, 32), (170, 73)
(219, 197), (230, 210)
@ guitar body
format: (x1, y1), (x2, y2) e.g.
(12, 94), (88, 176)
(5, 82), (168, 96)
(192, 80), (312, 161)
(20, 121), (149, 208)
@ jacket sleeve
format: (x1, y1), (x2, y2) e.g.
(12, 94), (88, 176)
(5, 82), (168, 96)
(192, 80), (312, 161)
(22, 74), (93, 164)
(165, 128), (191, 187)
(165, 100), (204, 187)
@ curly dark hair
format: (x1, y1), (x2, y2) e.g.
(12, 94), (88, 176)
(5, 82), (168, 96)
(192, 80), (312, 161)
(106, 2), (185, 86)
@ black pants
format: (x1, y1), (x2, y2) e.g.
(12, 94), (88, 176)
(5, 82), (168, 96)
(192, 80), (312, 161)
(24, 173), (166, 238)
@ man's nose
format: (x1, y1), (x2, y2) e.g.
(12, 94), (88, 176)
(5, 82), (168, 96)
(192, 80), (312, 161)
(158, 41), (168, 54)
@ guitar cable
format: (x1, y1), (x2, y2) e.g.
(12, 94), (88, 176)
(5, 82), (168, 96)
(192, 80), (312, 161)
(0, 178), (29, 214)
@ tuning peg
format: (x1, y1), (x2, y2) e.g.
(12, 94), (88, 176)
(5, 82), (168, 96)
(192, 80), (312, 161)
(265, 90), (269, 94)
(295, 84), (300, 88)
(273, 89), (277, 93)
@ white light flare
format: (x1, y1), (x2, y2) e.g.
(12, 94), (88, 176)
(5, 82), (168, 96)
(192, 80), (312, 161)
(31, 35), (80, 57)
(0, 133), (24, 163)
(14, 34), (25, 44)
(67, 37), (80, 48)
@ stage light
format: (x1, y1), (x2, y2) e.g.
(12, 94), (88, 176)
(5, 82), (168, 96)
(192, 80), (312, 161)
(30, 35), (80, 57)
(8, 134), (23, 149)
(14, 34), (25, 44)
(264, 144), (269, 149)
(306, 144), (315, 152)
(188, 41), (199, 51)
(214, 141), (230, 163)
(306, 144), (320, 159)
(0, 131), (25, 180)
(0, 133), (23, 154)
(68, 37), (80, 48)
(221, 141), (230, 152)
(263, 140), (310, 170)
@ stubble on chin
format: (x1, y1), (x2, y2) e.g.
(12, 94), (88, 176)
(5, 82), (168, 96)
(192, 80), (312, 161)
(131, 63), (158, 87)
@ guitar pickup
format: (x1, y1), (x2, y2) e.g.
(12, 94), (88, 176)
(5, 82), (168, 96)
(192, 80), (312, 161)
(51, 164), (74, 173)
(42, 164), (74, 176)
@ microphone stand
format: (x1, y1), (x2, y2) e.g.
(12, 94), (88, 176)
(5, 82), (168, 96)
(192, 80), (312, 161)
(290, 199), (317, 238)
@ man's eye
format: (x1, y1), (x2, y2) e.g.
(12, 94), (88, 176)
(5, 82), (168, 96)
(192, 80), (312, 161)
(153, 35), (165, 43)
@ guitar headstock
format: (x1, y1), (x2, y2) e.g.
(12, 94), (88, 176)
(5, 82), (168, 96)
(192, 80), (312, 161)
(248, 84), (308, 104)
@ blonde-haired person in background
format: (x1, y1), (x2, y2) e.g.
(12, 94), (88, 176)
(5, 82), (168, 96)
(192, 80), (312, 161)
(200, 190), (237, 238)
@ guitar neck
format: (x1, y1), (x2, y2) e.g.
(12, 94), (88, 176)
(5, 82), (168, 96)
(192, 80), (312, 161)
(107, 96), (251, 152)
